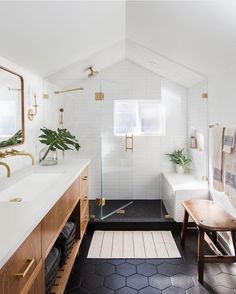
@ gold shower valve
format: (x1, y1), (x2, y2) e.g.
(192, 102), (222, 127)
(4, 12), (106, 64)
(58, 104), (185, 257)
(95, 92), (104, 101)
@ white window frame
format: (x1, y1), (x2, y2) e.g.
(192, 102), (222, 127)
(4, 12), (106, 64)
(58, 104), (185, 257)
(114, 100), (165, 137)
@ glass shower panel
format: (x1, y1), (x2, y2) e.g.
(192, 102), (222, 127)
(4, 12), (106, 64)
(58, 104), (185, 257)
(100, 80), (134, 220)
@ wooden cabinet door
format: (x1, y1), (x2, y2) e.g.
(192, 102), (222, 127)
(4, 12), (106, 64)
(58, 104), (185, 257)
(0, 225), (42, 294)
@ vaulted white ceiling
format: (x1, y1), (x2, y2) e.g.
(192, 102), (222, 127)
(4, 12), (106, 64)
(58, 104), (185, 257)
(0, 1), (125, 77)
(0, 1), (235, 88)
(126, 0), (236, 78)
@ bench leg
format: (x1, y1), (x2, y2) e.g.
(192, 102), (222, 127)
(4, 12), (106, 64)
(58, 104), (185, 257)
(211, 231), (217, 246)
(180, 209), (189, 245)
(231, 231), (236, 255)
(198, 228), (205, 284)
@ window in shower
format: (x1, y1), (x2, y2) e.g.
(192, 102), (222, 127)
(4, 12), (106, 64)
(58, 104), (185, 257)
(114, 100), (165, 136)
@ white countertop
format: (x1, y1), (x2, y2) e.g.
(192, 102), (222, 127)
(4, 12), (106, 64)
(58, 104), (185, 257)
(162, 172), (208, 191)
(0, 153), (90, 269)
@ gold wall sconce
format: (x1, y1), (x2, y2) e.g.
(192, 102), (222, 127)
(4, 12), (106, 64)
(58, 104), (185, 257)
(28, 94), (38, 121)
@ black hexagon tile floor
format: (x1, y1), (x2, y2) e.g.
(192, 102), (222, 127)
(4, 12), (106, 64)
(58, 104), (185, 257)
(65, 230), (236, 294)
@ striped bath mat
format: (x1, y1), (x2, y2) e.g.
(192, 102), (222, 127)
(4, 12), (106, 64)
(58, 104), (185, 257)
(87, 231), (181, 259)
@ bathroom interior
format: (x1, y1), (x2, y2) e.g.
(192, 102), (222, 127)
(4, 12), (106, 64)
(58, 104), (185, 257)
(0, 1), (236, 294)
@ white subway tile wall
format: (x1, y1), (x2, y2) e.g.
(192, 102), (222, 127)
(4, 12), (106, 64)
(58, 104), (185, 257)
(64, 61), (188, 200)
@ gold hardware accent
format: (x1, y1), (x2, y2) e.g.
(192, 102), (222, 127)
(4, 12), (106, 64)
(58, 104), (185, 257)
(165, 214), (173, 220)
(95, 92), (104, 101)
(88, 66), (99, 78)
(90, 214), (95, 220)
(28, 94), (38, 121)
(54, 87), (84, 94)
(43, 93), (49, 99)
(202, 93), (208, 99)
(96, 197), (105, 207)
(0, 161), (11, 177)
(10, 197), (23, 202)
(116, 209), (125, 214)
(0, 149), (35, 165)
(15, 258), (35, 278)
(125, 134), (134, 152)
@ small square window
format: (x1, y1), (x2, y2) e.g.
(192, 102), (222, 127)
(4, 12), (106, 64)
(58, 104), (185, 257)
(114, 100), (165, 136)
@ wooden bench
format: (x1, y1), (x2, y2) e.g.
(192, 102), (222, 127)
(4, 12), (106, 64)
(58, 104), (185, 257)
(180, 199), (236, 284)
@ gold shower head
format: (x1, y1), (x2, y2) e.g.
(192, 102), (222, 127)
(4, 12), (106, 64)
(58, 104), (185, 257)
(87, 66), (99, 78)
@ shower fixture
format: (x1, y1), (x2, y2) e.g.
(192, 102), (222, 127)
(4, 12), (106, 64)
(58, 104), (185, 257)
(87, 66), (99, 78)
(59, 108), (64, 128)
(54, 87), (84, 94)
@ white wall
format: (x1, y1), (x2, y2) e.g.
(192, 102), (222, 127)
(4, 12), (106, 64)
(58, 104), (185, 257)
(0, 56), (64, 179)
(64, 60), (188, 200)
(161, 79), (188, 173)
(208, 64), (236, 217)
(187, 81), (208, 181)
(208, 63), (236, 253)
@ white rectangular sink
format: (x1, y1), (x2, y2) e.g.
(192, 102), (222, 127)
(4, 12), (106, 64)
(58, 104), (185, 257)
(0, 172), (63, 203)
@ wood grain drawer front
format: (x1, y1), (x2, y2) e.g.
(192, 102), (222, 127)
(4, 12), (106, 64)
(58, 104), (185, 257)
(0, 225), (42, 294)
(80, 203), (89, 239)
(80, 167), (88, 194)
(81, 185), (89, 213)
(42, 176), (80, 255)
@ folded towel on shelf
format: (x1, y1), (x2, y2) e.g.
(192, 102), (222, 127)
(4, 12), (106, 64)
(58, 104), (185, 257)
(212, 126), (224, 192)
(57, 221), (75, 241)
(55, 221), (76, 266)
(45, 247), (61, 294)
(45, 247), (61, 277)
(223, 127), (236, 153)
(224, 144), (236, 198)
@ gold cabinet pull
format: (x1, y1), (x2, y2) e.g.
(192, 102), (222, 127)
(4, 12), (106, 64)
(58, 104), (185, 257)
(15, 258), (35, 278)
(125, 134), (134, 152)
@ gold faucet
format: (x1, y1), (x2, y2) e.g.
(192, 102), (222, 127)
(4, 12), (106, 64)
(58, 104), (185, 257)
(0, 161), (11, 177)
(0, 149), (35, 178)
(10, 150), (35, 165)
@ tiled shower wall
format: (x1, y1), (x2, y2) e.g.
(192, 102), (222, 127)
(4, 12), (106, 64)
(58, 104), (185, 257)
(64, 60), (188, 200)
(187, 81), (208, 181)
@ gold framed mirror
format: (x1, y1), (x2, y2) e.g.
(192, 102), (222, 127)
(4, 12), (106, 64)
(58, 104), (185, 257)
(0, 66), (24, 149)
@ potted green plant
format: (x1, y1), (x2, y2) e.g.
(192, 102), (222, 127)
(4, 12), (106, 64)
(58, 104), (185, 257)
(39, 127), (80, 165)
(166, 149), (191, 174)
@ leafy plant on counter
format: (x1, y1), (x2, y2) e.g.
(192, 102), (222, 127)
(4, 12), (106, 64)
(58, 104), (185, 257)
(0, 130), (23, 148)
(166, 148), (191, 167)
(39, 127), (80, 161)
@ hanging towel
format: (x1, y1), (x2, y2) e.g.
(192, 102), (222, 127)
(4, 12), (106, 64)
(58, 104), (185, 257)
(212, 126), (224, 192)
(224, 144), (236, 198)
(223, 127), (235, 153)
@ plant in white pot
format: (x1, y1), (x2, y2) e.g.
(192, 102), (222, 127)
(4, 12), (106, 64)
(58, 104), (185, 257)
(166, 149), (191, 174)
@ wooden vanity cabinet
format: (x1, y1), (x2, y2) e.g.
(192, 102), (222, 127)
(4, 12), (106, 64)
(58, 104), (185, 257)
(42, 175), (80, 256)
(0, 224), (42, 294)
(0, 165), (89, 294)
